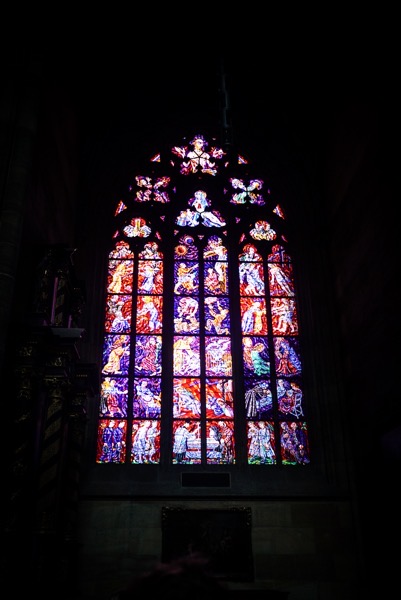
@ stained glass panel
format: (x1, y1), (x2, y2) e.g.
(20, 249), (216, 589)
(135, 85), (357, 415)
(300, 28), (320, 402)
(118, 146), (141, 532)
(96, 133), (310, 468)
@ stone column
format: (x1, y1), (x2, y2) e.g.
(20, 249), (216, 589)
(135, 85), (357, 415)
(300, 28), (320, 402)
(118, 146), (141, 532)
(0, 53), (42, 375)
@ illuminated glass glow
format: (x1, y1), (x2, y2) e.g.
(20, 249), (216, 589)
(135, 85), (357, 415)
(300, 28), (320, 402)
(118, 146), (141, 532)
(96, 134), (310, 466)
(229, 178), (265, 205)
(131, 175), (171, 203)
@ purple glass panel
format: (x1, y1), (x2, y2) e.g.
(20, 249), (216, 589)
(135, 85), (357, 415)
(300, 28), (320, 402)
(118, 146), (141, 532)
(280, 421), (310, 465)
(174, 296), (200, 334)
(242, 336), (270, 376)
(273, 337), (302, 376)
(133, 378), (162, 419)
(134, 335), (162, 376)
(174, 235), (198, 260)
(244, 378), (273, 419)
(204, 296), (230, 335)
(102, 334), (130, 375)
(277, 377), (304, 419)
(96, 419), (127, 463)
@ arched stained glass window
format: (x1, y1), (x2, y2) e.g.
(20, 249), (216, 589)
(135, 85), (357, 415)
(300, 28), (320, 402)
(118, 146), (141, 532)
(96, 133), (310, 468)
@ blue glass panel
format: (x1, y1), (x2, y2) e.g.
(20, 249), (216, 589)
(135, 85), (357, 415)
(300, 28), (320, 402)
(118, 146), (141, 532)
(174, 297), (200, 333)
(242, 336), (270, 376)
(96, 419), (127, 464)
(133, 378), (162, 419)
(131, 420), (160, 464)
(244, 379), (273, 419)
(280, 421), (310, 465)
(247, 421), (276, 465)
(172, 420), (201, 464)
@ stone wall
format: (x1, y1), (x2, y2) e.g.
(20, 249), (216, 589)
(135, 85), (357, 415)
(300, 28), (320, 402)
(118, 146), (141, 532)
(75, 498), (363, 600)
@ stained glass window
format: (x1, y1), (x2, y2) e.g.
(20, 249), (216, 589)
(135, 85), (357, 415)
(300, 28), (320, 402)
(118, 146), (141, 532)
(96, 133), (310, 467)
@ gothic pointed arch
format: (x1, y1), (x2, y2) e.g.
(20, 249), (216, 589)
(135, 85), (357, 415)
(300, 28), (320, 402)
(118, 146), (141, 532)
(95, 131), (310, 475)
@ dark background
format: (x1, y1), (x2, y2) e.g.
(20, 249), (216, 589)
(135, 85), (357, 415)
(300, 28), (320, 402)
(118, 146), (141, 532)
(2, 19), (399, 597)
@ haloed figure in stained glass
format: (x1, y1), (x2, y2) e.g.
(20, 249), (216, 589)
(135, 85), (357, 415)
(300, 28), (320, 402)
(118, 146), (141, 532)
(97, 132), (311, 468)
